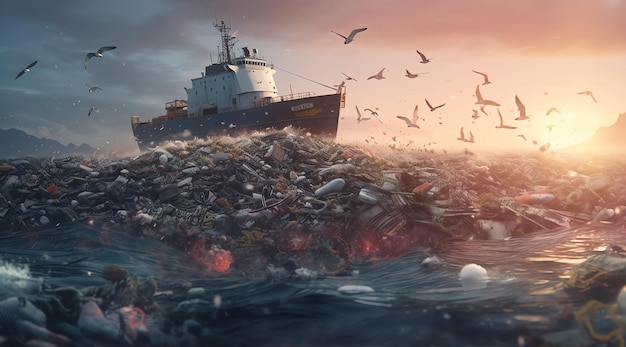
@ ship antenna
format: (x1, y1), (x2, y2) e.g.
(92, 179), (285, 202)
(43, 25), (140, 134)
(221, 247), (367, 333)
(215, 19), (236, 63)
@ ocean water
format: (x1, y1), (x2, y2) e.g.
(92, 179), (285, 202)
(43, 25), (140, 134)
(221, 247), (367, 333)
(1, 218), (623, 346)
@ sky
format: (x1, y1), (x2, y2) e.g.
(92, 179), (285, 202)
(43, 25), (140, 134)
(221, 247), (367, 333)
(2, 0), (626, 156)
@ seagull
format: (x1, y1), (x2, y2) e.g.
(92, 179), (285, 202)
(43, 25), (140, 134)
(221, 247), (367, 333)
(514, 94), (530, 120)
(84, 83), (102, 92)
(416, 50), (431, 64)
(84, 46), (117, 70)
(471, 109), (480, 119)
(331, 28), (367, 44)
(363, 108), (379, 116)
(495, 108), (517, 129)
(539, 143), (551, 152)
(546, 107), (561, 116)
(341, 72), (358, 82)
(14, 60), (37, 80)
(474, 84), (500, 106)
(518, 134), (527, 141)
(472, 70), (491, 85)
(356, 105), (370, 123)
(577, 90), (597, 103)
(87, 106), (98, 117)
(397, 105), (420, 128)
(425, 98), (445, 112)
(457, 127), (474, 143)
(367, 68), (385, 80)
(546, 124), (554, 132)
(480, 105), (488, 116)
(364, 108), (383, 124)
(405, 69), (428, 78)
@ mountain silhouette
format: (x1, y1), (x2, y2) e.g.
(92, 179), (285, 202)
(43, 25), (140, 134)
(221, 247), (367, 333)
(564, 112), (626, 154)
(0, 128), (96, 159)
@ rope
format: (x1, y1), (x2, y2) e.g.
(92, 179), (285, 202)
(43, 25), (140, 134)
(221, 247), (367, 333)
(273, 65), (337, 91)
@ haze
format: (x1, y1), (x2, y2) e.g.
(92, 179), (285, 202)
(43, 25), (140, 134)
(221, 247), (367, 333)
(2, 0), (625, 156)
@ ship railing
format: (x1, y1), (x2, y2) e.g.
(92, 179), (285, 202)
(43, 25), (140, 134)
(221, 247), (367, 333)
(249, 92), (316, 108)
(270, 92), (315, 103)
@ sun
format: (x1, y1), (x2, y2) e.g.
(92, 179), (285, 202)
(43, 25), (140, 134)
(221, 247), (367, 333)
(539, 112), (591, 150)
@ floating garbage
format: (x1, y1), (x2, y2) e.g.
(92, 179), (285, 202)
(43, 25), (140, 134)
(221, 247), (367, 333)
(460, 263), (488, 290)
(2, 129), (626, 278)
(338, 285), (375, 294)
(3, 129), (626, 345)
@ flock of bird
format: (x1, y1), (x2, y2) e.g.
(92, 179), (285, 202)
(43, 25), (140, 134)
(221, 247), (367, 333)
(14, 46), (116, 117)
(12, 26), (600, 150)
(330, 26), (600, 149)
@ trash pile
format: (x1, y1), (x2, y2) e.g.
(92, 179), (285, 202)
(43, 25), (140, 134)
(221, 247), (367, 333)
(3, 129), (626, 346)
(2, 130), (626, 277)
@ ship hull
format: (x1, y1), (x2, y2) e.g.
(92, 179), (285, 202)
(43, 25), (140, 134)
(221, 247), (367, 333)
(132, 93), (341, 152)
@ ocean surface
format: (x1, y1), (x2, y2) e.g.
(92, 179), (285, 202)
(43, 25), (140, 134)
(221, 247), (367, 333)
(2, 219), (624, 346)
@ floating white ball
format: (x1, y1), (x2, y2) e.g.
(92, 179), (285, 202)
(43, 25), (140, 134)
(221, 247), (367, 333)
(459, 263), (488, 290)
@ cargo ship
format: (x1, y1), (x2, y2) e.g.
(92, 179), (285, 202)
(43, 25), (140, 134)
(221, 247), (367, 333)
(131, 20), (345, 152)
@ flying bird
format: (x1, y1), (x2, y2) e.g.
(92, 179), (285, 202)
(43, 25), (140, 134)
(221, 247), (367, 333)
(341, 72), (358, 82)
(405, 70), (428, 78)
(397, 105), (420, 128)
(364, 108), (383, 124)
(472, 70), (491, 85)
(14, 60), (37, 80)
(474, 85), (500, 106)
(355, 105), (370, 123)
(518, 134), (527, 141)
(84, 46), (117, 70)
(457, 127), (474, 143)
(84, 83), (102, 92)
(546, 107), (561, 116)
(87, 106), (98, 117)
(514, 94), (530, 120)
(577, 90), (597, 103)
(495, 108), (517, 129)
(480, 105), (488, 116)
(331, 28), (367, 44)
(425, 98), (445, 112)
(471, 109), (480, 119)
(363, 108), (379, 116)
(367, 68), (386, 80)
(416, 50), (431, 64)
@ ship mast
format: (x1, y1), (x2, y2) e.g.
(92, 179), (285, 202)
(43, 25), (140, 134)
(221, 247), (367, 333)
(215, 19), (236, 63)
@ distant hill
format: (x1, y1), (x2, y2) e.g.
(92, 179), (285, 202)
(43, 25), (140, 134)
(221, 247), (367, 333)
(564, 112), (626, 154)
(0, 128), (96, 159)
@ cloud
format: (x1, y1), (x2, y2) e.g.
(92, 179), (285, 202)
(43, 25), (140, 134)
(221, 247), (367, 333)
(0, 0), (624, 155)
